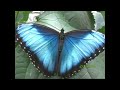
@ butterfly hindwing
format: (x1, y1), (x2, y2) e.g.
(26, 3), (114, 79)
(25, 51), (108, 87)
(16, 24), (59, 76)
(59, 30), (105, 77)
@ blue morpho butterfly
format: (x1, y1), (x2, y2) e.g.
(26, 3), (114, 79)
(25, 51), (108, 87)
(15, 23), (105, 78)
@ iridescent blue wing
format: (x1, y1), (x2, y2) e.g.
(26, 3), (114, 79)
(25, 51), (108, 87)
(16, 24), (59, 76)
(59, 30), (105, 77)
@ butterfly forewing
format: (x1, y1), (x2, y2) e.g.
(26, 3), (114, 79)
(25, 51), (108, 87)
(59, 30), (105, 77)
(16, 24), (59, 76)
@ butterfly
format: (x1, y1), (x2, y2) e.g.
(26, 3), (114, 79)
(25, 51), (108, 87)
(15, 23), (105, 78)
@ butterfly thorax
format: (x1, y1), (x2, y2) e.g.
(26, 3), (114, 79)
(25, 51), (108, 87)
(60, 28), (65, 40)
(59, 29), (65, 52)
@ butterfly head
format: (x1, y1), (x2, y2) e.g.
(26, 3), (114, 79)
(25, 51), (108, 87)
(60, 28), (65, 40)
(61, 28), (64, 33)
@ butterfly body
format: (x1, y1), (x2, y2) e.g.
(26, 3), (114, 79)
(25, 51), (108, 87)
(16, 23), (105, 78)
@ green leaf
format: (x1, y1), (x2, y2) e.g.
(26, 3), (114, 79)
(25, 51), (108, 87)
(15, 11), (105, 79)
(37, 11), (94, 31)
(99, 26), (105, 34)
(60, 11), (94, 29)
(15, 11), (31, 25)
(36, 11), (76, 32)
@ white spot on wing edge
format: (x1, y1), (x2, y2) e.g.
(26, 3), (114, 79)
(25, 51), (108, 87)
(89, 57), (92, 59)
(33, 61), (35, 63)
(74, 71), (76, 73)
(94, 54), (96, 56)
(44, 75), (46, 77)
(103, 47), (105, 49)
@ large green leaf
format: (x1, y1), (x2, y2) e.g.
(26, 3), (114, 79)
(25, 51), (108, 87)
(15, 11), (31, 23)
(60, 11), (94, 29)
(36, 11), (95, 32)
(15, 11), (105, 79)
(99, 26), (105, 34)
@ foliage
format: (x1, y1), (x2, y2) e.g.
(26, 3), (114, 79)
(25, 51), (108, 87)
(15, 11), (105, 79)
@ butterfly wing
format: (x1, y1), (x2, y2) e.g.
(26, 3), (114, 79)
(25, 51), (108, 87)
(16, 24), (59, 76)
(59, 30), (105, 77)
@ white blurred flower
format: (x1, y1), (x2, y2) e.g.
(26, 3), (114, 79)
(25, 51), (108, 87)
(91, 11), (105, 31)
(26, 11), (44, 23)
